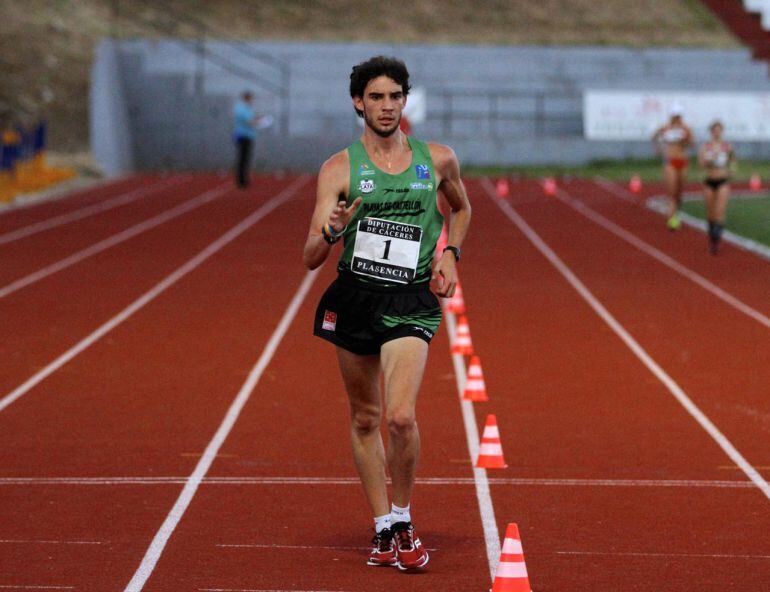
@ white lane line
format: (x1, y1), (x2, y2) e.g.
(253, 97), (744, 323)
(124, 268), (320, 592)
(0, 475), (755, 488)
(0, 176), (309, 414)
(0, 181), (229, 300)
(0, 176), (187, 246)
(557, 550), (770, 560)
(0, 539), (104, 545)
(646, 193), (770, 262)
(592, 176), (638, 203)
(443, 309), (500, 581)
(594, 177), (770, 262)
(0, 175), (128, 216)
(546, 182), (770, 330)
(483, 178), (770, 501)
(215, 543), (438, 551)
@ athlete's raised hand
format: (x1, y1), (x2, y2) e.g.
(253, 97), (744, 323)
(328, 197), (362, 232)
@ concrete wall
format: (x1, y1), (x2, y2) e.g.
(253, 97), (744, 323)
(90, 39), (135, 175)
(90, 39), (770, 173)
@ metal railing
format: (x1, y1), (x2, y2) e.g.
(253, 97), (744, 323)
(111, 0), (290, 133)
(432, 89), (583, 138)
(285, 88), (584, 140)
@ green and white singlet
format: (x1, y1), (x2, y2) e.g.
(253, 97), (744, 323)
(337, 137), (444, 286)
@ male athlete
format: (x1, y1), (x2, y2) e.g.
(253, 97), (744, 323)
(303, 56), (471, 572)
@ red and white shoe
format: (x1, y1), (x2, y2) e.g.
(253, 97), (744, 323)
(367, 528), (397, 567)
(392, 521), (429, 571)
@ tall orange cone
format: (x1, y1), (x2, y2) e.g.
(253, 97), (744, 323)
(463, 355), (488, 402)
(629, 174), (642, 194)
(491, 523), (532, 592)
(750, 173), (762, 192)
(543, 177), (557, 196)
(448, 281), (466, 314)
(476, 414), (507, 468)
(452, 315), (474, 355)
(496, 177), (510, 197)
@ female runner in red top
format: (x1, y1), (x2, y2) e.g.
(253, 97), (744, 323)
(652, 104), (693, 231)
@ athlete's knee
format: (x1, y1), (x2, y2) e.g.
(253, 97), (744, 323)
(387, 407), (417, 436)
(350, 405), (381, 436)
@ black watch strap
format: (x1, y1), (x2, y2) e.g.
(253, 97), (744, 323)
(443, 246), (461, 262)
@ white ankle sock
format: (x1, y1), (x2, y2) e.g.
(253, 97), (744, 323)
(391, 503), (411, 524)
(374, 513), (392, 533)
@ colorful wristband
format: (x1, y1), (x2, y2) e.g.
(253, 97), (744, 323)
(322, 222), (345, 244)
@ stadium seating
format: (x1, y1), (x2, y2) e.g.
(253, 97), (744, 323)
(93, 40), (770, 171)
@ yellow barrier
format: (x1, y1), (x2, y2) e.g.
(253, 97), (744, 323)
(1, 123), (76, 203)
(0, 171), (16, 203)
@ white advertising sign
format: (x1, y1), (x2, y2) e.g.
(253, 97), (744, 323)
(584, 91), (770, 140)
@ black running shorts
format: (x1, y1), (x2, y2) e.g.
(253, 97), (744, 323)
(313, 273), (442, 356)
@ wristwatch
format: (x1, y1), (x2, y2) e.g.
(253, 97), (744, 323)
(443, 246), (461, 262)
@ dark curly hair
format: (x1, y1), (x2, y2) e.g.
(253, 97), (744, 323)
(349, 56), (411, 118)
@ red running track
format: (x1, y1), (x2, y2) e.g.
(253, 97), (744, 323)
(0, 174), (768, 591)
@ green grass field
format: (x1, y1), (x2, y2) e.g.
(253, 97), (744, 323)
(680, 193), (770, 247)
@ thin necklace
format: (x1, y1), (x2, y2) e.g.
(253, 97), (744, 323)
(376, 135), (404, 171)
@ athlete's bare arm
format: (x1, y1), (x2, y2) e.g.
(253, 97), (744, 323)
(429, 143), (471, 298)
(651, 126), (664, 153)
(697, 142), (709, 168)
(302, 150), (362, 270)
(682, 125), (694, 149)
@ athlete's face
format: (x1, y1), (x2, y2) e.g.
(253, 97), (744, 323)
(354, 75), (406, 138)
(711, 123), (723, 140)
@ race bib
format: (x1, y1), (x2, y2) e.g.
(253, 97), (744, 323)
(351, 217), (422, 284)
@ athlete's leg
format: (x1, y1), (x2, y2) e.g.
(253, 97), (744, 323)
(380, 336), (429, 508)
(704, 185), (716, 221)
(673, 167), (686, 209)
(704, 185), (718, 251)
(336, 347), (389, 518)
(714, 183), (729, 223)
(664, 165), (681, 229)
(711, 183), (730, 253)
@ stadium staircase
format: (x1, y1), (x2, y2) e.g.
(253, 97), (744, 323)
(701, 0), (770, 60)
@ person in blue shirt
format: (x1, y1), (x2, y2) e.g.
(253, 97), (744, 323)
(233, 91), (271, 188)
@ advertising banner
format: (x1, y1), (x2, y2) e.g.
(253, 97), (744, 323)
(584, 91), (770, 140)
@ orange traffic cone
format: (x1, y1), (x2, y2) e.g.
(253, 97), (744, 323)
(496, 178), (510, 197)
(463, 356), (488, 402)
(543, 177), (556, 196)
(476, 414), (507, 468)
(448, 281), (466, 314)
(750, 173), (762, 192)
(629, 174), (642, 194)
(452, 315), (474, 355)
(491, 523), (532, 592)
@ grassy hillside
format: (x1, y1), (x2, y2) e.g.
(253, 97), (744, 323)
(0, 0), (739, 155)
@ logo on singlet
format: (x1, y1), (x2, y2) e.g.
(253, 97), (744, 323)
(358, 163), (375, 177)
(415, 164), (430, 179)
(359, 179), (375, 194)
